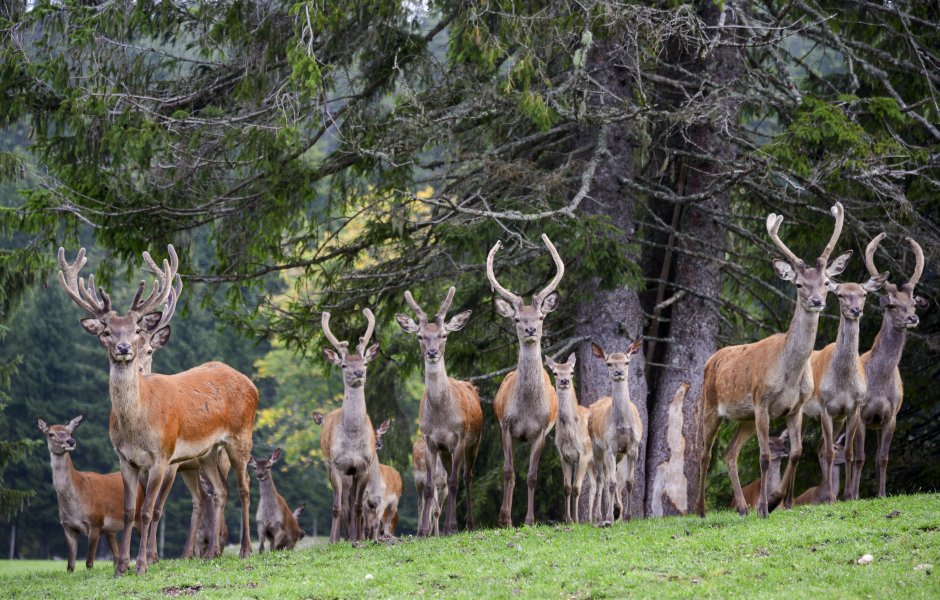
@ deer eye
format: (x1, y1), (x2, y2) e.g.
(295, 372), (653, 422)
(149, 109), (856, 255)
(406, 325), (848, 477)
(538, 316), (544, 320)
(48, 433), (54, 438)
(795, 283), (802, 289)
(341, 364), (347, 369)
(514, 318), (520, 323)
(102, 330), (110, 336)
(147, 350), (154, 355)
(135, 328), (141, 334)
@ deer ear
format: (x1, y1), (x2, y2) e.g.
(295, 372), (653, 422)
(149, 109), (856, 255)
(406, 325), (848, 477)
(915, 296), (928, 310)
(80, 318), (106, 336)
(363, 343), (380, 363)
(591, 342), (606, 359)
(150, 326), (171, 350)
(66, 415), (84, 432)
(539, 291), (560, 314)
(139, 312), (163, 332)
(545, 356), (558, 372)
(494, 298), (515, 318)
(376, 419), (391, 436)
(772, 259), (797, 282)
(312, 411), (324, 425)
(37, 418), (48, 434)
(444, 310), (472, 332)
(862, 272), (888, 293)
(293, 504), (306, 519)
(270, 448), (282, 463)
(395, 314), (419, 334)
(779, 429), (789, 442)
(566, 352), (577, 366)
(248, 456), (257, 469)
(323, 348), (343, 366)
(627, 338), (643, 356)
(826, 279), (839, 293)
(825, 250), (853, 277)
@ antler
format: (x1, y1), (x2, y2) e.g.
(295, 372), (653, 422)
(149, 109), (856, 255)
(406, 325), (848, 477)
(152, 274), (183, 333)
(765, 213), (802, 266)
(57, 247), (111, 316)
(403, 291), (428, 324)
(905, 236), (924, 289)
(818, 202), (845, 263)
(321, 312), (349, 358)
(132, 245), (179, 314)
(485, 240), (524, 306)
(864, 233), (886, 278)
(356, 308), (376, 356)
(435, 286), (456, 324)
(533, 234), (564, 303)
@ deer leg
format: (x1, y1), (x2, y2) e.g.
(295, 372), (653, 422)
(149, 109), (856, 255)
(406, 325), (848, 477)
(63, 527), (78, 573)
(560, 459), (573, 524)
(773, 409), (804, 511)
(147, 465), (178, 563)
(257, 524), (266, 554)
(754, 408), (773, 518)
(622, 447), (640, 522)
(178, 468), (204, 559)
(445, 442), (465, 535)
(328, 468), (344, 544)
(198, 456), (225, 559)
(602, 450), (617, 526)
(498, 424), (516, 528)
(415, 478), (426, 536)
(463, 441), (479, 531)
(135, 463), (168, 575)
(223, 441), (253, 558)
(524, 431), (547, 526)
(354, 474), (368, 542)
(818, 411), (835, 504)
(419, 442), (441, 537)
(850, 420), (866, 500)
(572, 452), (591, 524)
(86, 528), (100, 570)
(697, 406), (721, 517)
(116, 460), (139, 576)
(842, 409), (858, 500)
(105, 532), (119, 566)
(724, 420), (756, 516)
(876, 416), (897, 498)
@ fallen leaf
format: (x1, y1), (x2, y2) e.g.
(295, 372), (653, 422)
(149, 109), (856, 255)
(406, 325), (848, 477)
(857, 554), (874, 565)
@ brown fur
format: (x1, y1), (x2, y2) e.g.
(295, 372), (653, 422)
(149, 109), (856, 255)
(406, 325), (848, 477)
(494, 369), (559, 424)
(319, 408), (377, 463)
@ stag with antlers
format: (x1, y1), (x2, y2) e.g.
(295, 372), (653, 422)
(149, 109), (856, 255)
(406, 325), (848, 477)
(697, 203), (850, 518)
(487, 234), (562, 527)
(57, 246), (258, 574)
(844, 235), (928, 499)
(396, 286), (482, 535)
(318, 309), (384, 543)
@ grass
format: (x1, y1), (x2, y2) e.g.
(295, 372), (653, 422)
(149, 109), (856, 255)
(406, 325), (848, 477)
(2, 494), (937, 598)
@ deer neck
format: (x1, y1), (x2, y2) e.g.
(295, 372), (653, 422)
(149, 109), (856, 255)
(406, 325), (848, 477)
(831, 315), (861, 374)
(109, 361), (147, 423)
(610, 378), (632, 425)
(866, 316), (906, 380)
(556, 387), (577, 424)
(780, 304), (820, 375)
(49, 452), (78, 503)
(423, 360), (452, 408)
(258, 475), (279, 508)
(514, 341), (547, 406)
(766, 457), (783, 492)
(340, 384), (368, 430)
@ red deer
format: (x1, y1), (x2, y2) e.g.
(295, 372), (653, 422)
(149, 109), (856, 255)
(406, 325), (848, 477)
(697, 203), (849, 517)
(844, 235), (928, 499)
(318, 309), (382, 543)
(37, 415), (141, 572)
(396, 286), (482, 535)
(802, 264), (887, 502)
(545, 353), (595, 523)
(796, 434), (846, 505)
(732, 431), (789, 510)
(249, 449), (306, 552)
(487, 234), (562, 527)
(589, 341), (644, 524)
(57, 246), (258, 574)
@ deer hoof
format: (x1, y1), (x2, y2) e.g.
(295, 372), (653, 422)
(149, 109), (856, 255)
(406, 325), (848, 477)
(737, 506), (749, 517)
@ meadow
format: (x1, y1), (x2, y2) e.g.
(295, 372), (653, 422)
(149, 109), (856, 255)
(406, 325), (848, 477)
(1, 494), (936, 599)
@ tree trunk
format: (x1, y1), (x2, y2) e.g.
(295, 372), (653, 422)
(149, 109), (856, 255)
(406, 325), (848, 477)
(643, 1), (740, 516)
(574, 40), (648, 519)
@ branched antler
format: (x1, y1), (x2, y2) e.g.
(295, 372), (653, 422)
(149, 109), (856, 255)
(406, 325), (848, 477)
(132, 245), (179, 314)
(57, 247), (111, 316)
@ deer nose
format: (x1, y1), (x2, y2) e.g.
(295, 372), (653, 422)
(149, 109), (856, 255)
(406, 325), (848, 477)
(849, 307), (862, 317)
(809, 298), (824, 309)
(524, 326), (537, 336)
(116, 342), (132, 355)
(66, 438), (75, 447)
(559, 378), (570, 387)
(614, 370), (625, 378)
(353, 369), (365, 379)
(906, 315), (919, 326)
(426, 349), (439, 359)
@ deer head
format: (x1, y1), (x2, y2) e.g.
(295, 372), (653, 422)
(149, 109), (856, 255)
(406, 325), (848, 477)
(322, 309), (379, 389)
(768, 430), (790, 461)
(486, 234), (564, 346)
(591, 340), (643, 382)
(766, 203), (851, 312)
(826, 272), (888, 321)
(833, 433), (847, 466)
(374, 419), (391, 450)
(58, 246), (179, 366)
(248, 448), (282, 481)
(545, 353), (577, 391)
(395, 286), (471, 366)
(864, 234), (928, 330)
(37, 415), (84, 455)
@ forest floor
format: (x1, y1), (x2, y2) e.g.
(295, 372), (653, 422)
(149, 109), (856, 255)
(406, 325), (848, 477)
(1, 494), (937, 598)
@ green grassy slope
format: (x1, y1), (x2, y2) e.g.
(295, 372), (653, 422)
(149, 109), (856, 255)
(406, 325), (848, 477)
(2, 494), (937, 598)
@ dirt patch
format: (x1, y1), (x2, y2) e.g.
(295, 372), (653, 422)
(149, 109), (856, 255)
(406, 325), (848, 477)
(162, 585), (202, 597)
